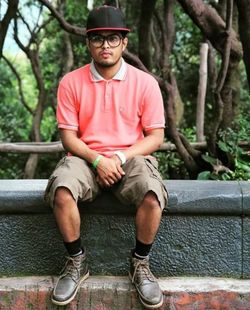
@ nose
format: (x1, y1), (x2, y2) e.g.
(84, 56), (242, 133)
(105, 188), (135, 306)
(102, 39), (110, 48)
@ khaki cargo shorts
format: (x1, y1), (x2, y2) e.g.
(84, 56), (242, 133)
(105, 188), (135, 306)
(44, 155), (168, 210)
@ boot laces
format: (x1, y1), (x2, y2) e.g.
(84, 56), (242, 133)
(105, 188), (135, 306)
(132, 259), (155, 284)
(60, 256), (82, 283)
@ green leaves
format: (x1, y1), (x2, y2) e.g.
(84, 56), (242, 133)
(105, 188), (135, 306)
(197, 171), (211, 180)
(202, 154), (217, 165)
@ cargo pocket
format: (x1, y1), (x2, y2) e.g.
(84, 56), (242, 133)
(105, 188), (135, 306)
(144, 155), (168, 209)
(144, 156), (162, 181)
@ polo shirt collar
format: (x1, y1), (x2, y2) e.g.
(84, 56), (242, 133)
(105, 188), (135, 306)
(90, 58), (127, 81)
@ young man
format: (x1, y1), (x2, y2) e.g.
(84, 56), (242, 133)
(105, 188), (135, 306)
(45, 5), (168, 309)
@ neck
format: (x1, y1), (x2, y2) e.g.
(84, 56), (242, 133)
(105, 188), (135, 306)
(94, 58), (122, 80)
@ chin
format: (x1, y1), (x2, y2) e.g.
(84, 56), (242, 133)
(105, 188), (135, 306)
(98, 61), (115, 68)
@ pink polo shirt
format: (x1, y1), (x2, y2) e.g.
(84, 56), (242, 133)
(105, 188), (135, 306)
(57, 60), (165, 157)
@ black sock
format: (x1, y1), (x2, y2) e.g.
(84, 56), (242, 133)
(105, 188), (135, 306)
(63, 237), (83, 256)
(133, 239), (153, 259)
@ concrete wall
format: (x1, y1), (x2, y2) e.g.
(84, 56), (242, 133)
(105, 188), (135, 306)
(0, 180), (249, 278)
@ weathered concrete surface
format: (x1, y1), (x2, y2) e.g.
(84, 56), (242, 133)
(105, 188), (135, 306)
(1, 276), (250, 310)
(0, 179), (247, 215)
(0, 180), (250, 278)
(241, 181), (250, 214)
(0, 214), (242, 278)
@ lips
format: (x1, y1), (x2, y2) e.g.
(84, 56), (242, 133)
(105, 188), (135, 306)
(100, 51), (112, 58)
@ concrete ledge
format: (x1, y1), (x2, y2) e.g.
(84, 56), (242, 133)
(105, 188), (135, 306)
(1, 276), (250, 309)
(1, 180), (250, 278)
(0, 179), (249, 214)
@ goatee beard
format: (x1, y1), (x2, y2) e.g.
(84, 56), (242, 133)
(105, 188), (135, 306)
(96, 62), (115, 68)
(94, 57), (120, 68)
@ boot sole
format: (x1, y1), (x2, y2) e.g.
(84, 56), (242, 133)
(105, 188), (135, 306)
(139, 294), (163, 309)
(51, 271), (90, 306)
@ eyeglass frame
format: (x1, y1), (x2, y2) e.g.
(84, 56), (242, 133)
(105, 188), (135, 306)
(87, 33), (125, 48)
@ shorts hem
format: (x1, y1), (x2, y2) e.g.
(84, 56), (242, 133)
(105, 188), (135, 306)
(47, 182), (78, 209)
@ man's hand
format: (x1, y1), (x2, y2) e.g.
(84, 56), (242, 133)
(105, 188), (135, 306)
(96, 156), (125, 188)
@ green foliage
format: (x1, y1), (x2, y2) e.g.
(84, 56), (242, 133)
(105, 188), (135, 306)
(0, 154), (28, 179)
(155, 127), (197, 179)
(0, 60), (33, 179)
(64, 0), (89, 26)
(35, 152), (64, 179)
(181, 126), (197, 142)
(155, 150), (188, 180)
(0, 61), (31, 142)
(41, 107), (57, 142)
(1, 0), (250, 181)
(172, 4), (203, 127)
(197, 115), (250, 181)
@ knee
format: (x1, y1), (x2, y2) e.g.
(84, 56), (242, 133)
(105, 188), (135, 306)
(54, 187), (74, 209)
(142, 191), (160, 209)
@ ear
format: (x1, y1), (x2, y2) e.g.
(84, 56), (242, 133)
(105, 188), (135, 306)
(122, 37), (128, 51)
(86, 38), (90, 50)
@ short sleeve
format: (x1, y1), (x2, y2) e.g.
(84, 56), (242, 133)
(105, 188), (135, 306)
(141, 77), (165, 131)
(56, 80), (79, 131)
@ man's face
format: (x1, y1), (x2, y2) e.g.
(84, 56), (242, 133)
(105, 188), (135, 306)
(87, 31), (128, 68)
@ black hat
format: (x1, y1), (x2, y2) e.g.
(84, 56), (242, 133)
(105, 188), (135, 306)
(86, 6), (130, 34)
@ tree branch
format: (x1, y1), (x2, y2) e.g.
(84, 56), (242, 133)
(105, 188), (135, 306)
(2, 55), (34, 115)
(196, 42), (208, 142)
(0, 0), (19, 57)
(177, 0), (242, 61)
(37, 0), (85, 36)
(209, 0), (233, 154)
(216, 0), (233, 93)
(138, 0), (157, 69)
(235, 0), (250, 89)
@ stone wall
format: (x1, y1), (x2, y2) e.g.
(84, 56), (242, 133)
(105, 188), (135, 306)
(0, 179), (249, 278)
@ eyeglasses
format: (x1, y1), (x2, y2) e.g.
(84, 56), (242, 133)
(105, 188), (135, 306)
(88, 34), (123, 48)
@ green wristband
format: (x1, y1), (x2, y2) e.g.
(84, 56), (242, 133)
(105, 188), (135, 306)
(92, 155), (103, 169)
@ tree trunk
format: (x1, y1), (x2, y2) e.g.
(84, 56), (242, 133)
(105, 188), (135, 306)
(177, 0), (242, 61)
(23, 154), (39, 179)
(0, 0), (19, 57)
(208, 0), (234, 154)
(138, 0), (157, 69)
(235, 0), (250, 89)
(196, 43), (208, 142)
(165, 77), (200, 177)
(177, 0), (242, 156)
(162, 0), (175, 71)
(14, 16), (47, 178)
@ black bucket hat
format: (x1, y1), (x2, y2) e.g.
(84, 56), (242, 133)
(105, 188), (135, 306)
(86, 5), (130, 34)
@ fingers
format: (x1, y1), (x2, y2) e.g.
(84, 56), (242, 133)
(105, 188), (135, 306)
(97, 172), (119, 187)
(117, 165), (125, 176)
(96, 175), (115, 188)
(111, 170), (122, 181)
(96, 156), (126, 188)
(109, 157), (126, 178)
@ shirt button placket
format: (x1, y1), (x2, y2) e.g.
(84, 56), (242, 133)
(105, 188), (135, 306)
(105, 81), (111, 112)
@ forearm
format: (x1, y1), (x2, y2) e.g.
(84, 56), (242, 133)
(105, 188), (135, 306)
(60, 129), (125, 187)
(122, 129), (164, 161)
(60, 129), (98, 164)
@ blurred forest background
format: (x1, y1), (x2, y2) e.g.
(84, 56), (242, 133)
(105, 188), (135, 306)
(0, 0), (249, 180)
